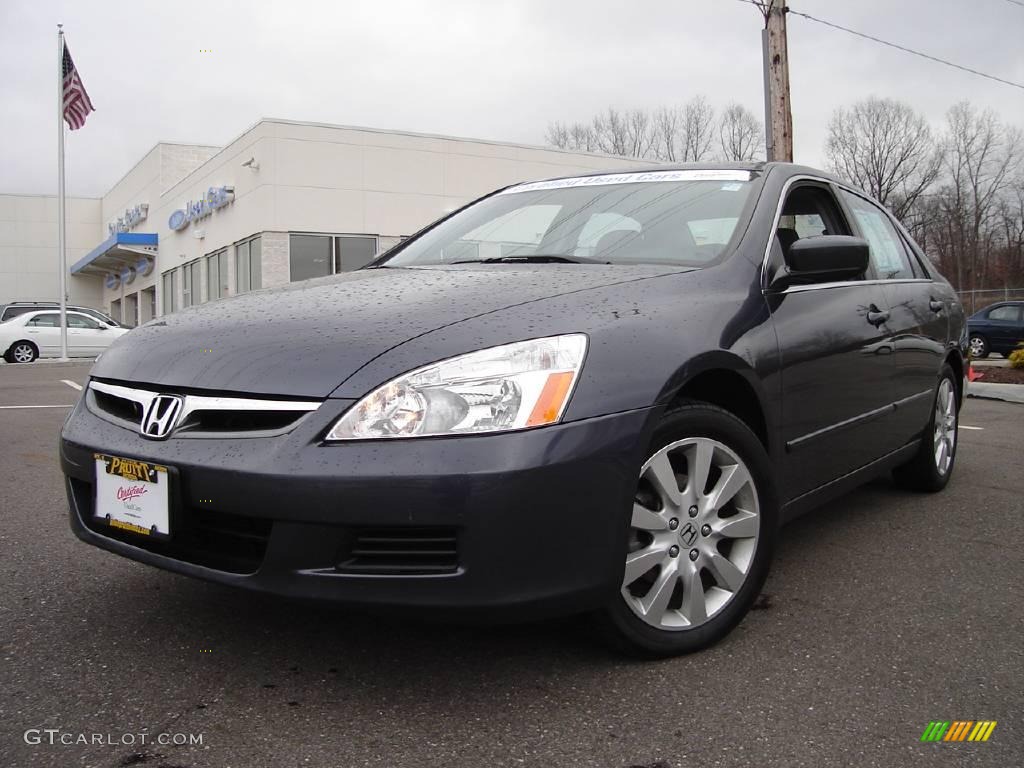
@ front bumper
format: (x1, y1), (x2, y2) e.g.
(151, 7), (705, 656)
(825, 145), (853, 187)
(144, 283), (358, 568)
(61, 395), (654, 620)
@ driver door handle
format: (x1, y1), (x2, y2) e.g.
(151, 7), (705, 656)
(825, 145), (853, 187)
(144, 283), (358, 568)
(867, 306), (890, 327)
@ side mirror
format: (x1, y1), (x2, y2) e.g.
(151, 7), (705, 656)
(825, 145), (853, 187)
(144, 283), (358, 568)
(774, 235), (869, 288)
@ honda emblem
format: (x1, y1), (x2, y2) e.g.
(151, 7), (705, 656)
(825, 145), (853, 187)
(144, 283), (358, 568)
(141, 395), (184, 439)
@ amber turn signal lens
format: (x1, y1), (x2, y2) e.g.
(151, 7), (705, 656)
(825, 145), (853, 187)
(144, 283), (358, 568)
(526, 371), (575, 427)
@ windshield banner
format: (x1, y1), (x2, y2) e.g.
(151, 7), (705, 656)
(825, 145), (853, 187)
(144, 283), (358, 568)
(502, 169), (753, 195)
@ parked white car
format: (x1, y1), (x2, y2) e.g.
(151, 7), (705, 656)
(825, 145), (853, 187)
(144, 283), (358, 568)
(0, 310), (127, 363)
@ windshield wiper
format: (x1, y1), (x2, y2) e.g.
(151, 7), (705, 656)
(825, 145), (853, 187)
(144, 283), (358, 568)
(450, 254), (611, 265)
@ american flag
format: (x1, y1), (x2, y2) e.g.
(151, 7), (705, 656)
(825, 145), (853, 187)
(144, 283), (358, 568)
(61, 41), (94, 130)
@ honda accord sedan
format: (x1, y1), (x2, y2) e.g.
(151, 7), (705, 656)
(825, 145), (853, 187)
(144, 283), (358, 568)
(61, 163), (966, 657)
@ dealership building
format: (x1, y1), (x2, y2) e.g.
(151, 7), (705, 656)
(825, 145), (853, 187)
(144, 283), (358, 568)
(0, 118), (651, 325)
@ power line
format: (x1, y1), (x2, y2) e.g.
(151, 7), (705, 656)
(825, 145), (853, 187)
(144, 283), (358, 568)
(732, 0), (1024, 91)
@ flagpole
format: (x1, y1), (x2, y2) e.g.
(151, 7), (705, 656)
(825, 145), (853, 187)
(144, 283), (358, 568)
(57, 23), (69, 360)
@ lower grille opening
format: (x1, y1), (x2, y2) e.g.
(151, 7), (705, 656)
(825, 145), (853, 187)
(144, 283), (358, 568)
(72, 478), (272, 574)
(336, 527), (459, 575)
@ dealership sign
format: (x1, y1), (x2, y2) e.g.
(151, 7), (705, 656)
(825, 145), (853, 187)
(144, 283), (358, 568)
(168, 186), (234, 231)
(107, 203), (149, 236)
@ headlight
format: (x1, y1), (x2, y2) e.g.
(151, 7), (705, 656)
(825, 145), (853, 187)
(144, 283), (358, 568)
(326, 334), (588, 440)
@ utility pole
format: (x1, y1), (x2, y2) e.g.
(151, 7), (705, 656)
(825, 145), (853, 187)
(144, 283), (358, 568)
(760, 0), (793, 162)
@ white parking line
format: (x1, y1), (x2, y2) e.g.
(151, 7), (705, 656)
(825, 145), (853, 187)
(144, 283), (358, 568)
(0, 404), (74, 409)
(960, 425), (984, 431)
(61, 379), (83, 391)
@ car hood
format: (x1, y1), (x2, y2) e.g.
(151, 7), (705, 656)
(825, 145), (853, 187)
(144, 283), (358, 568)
(91, 264), (686, 398)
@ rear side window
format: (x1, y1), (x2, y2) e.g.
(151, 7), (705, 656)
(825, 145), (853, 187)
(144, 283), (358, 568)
(27, 313), (59, 327)
(839, 191), (916, 280)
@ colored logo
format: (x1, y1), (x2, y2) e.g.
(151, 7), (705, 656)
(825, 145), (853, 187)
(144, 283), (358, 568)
(920, 721), (997, 742)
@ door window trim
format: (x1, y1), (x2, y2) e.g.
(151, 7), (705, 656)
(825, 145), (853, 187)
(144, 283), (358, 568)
(760, 173), (935, 293)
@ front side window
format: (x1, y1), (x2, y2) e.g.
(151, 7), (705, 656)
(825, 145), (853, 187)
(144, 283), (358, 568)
(839, 191), (916, 280)
(988, 305), (1021, 322)
(381, 171), (758, 268)
(68, 314), (101, 329)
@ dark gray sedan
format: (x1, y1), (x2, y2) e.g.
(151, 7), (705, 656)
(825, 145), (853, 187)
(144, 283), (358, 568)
(61, 163), (966, 657)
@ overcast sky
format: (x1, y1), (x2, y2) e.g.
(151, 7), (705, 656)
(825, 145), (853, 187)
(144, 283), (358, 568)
(2, 0), (1023, 197)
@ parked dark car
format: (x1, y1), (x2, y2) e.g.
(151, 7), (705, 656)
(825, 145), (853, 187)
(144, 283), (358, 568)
(60, 163), (966, 657)
(967, 300), (1024, 358)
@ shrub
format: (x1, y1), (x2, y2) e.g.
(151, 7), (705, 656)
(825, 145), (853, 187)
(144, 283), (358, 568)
(1010, 343), (1024, 370)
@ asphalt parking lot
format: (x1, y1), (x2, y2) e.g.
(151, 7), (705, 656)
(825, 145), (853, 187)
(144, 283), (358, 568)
(0, 361), (1020, 768)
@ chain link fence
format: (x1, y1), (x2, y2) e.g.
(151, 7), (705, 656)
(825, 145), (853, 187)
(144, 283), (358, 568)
(955, 288), (1024, 315)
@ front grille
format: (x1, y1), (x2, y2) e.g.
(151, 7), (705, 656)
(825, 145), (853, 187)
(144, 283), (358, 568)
(336, 527), (459, 575)
(72, 478), (272, 574)
(85, 380), (320, 438)
(92, 389), (143, 425)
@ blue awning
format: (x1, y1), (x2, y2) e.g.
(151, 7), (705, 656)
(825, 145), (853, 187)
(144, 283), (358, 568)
(71, 232), (158, 275)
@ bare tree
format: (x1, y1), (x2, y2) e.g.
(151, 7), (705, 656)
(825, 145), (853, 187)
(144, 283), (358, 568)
(652, 106), (682, 161)
(938, 101), (1022, 292)
(719, 103), (763, 161)
(824, 97), (941, 220)
(545, 120), (598, 153)
(650, 97), (716, 162)
(680, 96), (716, 162)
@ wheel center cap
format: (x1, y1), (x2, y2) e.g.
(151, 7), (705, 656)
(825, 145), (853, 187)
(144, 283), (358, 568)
(678, 521), (699, 547)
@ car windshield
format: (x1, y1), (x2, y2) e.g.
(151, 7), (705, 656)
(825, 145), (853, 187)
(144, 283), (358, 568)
(380, 170), (758, 268)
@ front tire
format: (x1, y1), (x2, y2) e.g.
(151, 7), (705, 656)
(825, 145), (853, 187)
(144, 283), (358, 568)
(893, 365), (959, 492)
(5, 341), (38, 364)
(598, 401), (778, 658)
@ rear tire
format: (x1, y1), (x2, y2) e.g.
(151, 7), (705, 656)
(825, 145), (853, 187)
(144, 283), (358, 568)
(5, 341), (38, 363)
(597, 400), (778, 658)
(968, 334), (989, 359)
(893, 365), (958, 492)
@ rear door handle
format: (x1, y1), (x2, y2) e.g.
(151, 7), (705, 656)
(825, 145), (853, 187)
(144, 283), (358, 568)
(867, 307), (890, 327)
(929, 298), (944, 313)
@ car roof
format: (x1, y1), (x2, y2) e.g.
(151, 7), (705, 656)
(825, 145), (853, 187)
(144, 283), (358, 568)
(513, 161), (849, 190)
(14, 309), (92, 319)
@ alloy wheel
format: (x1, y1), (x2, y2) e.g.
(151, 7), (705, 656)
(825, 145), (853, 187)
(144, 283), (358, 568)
(12, 343), (35, 363)
(968, 336), (986, 358)
(933, 379), (957, 476)
(622, 437), (760, 631)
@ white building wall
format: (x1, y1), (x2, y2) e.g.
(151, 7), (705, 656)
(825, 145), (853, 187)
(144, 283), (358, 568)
(0, 193), (103, 307)
(100, 142), (224, 319)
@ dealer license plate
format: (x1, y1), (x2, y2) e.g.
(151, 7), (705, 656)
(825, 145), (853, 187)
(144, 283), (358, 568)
(94, 454), (171, 538)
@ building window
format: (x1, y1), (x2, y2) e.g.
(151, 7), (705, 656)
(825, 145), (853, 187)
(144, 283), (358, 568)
(206, 249), (228, 301)
(182, 259), (202, 307)
(289, 234), (378, 282)
(289, 234), (332, 282)
(161, 270), (178, 315)
(236, 235), (262, 293)
(336, 235), (378, 272)
(110, 298), (122, 323)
